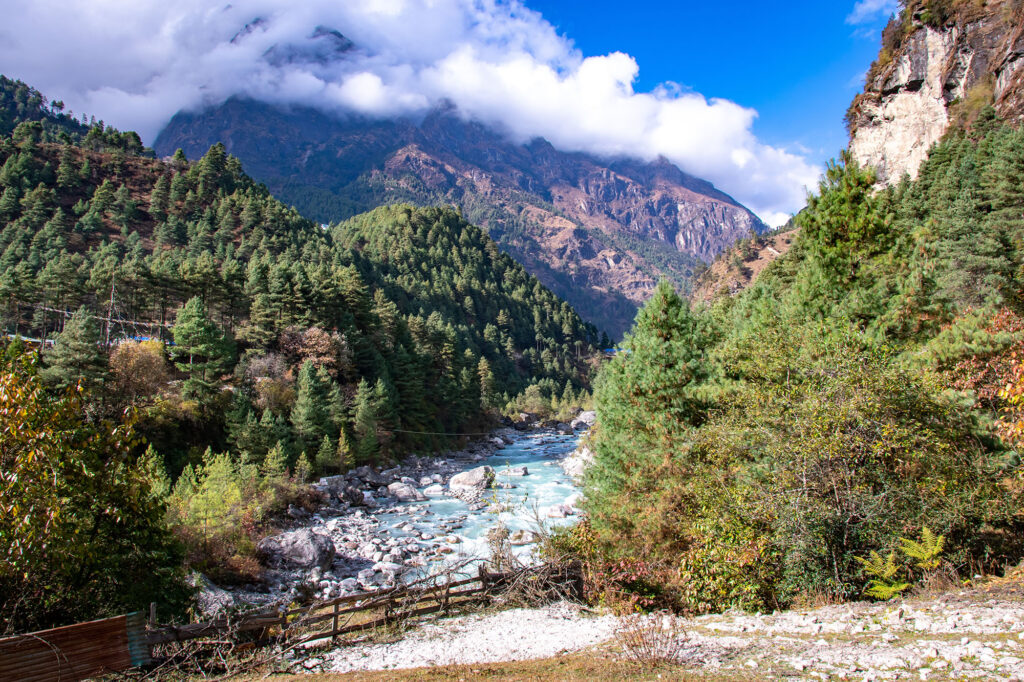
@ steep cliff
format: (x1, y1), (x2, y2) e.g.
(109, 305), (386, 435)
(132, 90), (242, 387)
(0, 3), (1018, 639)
(848, 0), (1024, 184)
(155, 100), (766, 338)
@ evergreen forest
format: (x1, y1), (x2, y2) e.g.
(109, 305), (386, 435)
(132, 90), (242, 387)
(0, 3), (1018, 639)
(0, 77), (601, 630)
(566, 110), (1024, 612)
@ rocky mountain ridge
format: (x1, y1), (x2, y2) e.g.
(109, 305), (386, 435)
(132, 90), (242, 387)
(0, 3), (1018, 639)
(155, 100), (766, 338)
(849, 0), (1024, 184)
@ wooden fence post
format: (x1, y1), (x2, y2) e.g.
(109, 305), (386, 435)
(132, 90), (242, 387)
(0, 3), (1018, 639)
(332, 601), (340, 641)
(478, 564), (490, 594)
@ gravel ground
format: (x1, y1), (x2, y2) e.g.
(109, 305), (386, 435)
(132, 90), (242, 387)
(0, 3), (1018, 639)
(319, 602), (618, 673)
(299, 576), (1024, 679)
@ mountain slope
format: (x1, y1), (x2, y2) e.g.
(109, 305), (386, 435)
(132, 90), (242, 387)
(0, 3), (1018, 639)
(155, 99), (767, 337)
(0, 127), (600, 467)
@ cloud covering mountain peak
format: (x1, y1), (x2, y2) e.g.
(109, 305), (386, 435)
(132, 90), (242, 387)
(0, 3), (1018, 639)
(0, 0), (819, 224)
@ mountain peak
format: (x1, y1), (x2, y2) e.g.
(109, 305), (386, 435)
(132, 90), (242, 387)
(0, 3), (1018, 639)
(155, 99), (766, 337)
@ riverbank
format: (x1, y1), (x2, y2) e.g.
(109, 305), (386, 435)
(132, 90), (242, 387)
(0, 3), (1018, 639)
(197, 421), (592, 615)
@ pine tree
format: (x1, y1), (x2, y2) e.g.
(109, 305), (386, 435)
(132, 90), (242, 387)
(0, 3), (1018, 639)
(315, 434), (335, 474)
(353, 378), (379, 464)
(171, 296), (235, 401)
(337, 428), (356, 472)
(41, 305), (108, 392)
(55, 146), (78, 190)
(149, 174), (170, 221)
(294, 452), (313, 483)
(587, 281), (711, 530)
(261, 441), (288, 482)
(478, 356), (498, 410)
(291, 361), (331, 450)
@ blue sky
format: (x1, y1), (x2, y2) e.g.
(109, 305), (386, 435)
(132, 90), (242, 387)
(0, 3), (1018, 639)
(523, 0), (897, 169)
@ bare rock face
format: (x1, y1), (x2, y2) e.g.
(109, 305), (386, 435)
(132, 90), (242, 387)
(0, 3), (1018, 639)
(849, 5), (1024, 185)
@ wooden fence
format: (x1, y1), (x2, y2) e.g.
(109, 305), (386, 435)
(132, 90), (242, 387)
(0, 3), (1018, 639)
(0, 563), (582, 682)
(149, 563), (582, 648)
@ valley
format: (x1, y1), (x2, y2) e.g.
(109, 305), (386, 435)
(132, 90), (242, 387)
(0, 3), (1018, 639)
(2, 1), (1024, 680)
(156, 101), (766, 338)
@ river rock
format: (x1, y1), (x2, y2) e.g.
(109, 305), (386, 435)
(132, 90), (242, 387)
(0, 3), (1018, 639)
(424, 484), (444, 496)
(547, 504), (575, 519)
(555, 422), (574, 435)
(339, 485), (367, 506)
(509, 529), (542, 545)
(449, 465), (495, 492)
(190, 573), (235, 618)
(388, 481), (427, 502)
(353, 466), (389, 487)
(504, 466), (528, 476)
(561, 444), (594, 481)
(571, 411), (596, 430)
(257, 529), (335, 571)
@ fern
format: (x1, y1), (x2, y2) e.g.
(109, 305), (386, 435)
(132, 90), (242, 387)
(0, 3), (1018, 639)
(855, 550), (910, 600)
(899, 526), (945, 572)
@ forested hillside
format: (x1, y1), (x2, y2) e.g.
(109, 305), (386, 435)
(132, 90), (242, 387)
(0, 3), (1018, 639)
(566, 111), (1024, 613)
(0, 99), (600, 630)
(156, 99), (766, 338)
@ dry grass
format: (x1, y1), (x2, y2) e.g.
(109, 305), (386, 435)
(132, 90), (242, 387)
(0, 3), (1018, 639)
(613, 612), (689, 670)
(236, 653), (749, 681)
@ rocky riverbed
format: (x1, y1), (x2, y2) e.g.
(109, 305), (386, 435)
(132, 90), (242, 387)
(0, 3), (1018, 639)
(196, 414), (595, 616)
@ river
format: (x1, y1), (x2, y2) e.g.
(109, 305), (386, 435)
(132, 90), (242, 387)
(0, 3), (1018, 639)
(230, 427), (586, 608)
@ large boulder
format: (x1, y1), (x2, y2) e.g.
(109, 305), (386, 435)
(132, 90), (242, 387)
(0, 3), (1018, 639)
(353, 465), (389, 487)
(189, 573), (235, 618)
(388, 481), (427, 502)
(555, 422), (574, 435)
(509, 529), (542, 545)
(449, 465), (495, 492)
(339, 485), (367, 506)
(256, 529), (335, 571)
(571, 411), (596, 430)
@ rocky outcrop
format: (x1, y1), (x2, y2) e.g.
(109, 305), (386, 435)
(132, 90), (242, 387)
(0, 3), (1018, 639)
(256, 528), (336, 571)
(155, 101), (767, 337)
(849, 2), (1024, 184)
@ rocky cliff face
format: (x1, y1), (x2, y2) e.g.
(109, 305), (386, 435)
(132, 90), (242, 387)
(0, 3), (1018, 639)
(849, 0), (1024, 184)
(155, 101), (766, 338)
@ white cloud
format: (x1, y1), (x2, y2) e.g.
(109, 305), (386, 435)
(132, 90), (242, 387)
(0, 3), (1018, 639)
(847, 0), (900, 25)
(0, 0), (819, 225)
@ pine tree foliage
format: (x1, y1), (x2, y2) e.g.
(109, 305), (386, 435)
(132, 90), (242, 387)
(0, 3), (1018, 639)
(576, 115), (1024, 614)
(40, 305), (108, 392)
